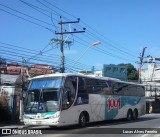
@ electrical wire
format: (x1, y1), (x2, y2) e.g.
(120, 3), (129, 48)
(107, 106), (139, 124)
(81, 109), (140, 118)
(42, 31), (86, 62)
(0, 42), (92, 71)
(41, 0), (139, 57)
(0, 3), (53, 26)
(0, 8), (54, 33)
(0, 0), (139, 70)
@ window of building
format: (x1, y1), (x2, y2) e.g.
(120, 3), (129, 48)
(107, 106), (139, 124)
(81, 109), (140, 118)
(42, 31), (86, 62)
(106, 67), (111, 72)
(120, 68), (125, 73)
(113, 67), (118, 72)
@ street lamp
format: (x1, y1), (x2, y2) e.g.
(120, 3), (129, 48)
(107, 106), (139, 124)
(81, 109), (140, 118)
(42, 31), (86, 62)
(68, 41), (101, 72)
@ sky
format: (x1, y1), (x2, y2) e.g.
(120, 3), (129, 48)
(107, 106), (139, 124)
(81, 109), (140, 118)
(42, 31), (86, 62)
(0, 0), (160, 72)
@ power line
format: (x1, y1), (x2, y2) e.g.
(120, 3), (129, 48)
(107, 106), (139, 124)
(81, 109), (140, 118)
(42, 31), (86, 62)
(81, 22), (139, 55)
(0, 8), (54, 33)
(0, 41), (92, 69)
(19, 0), (136, 60)
(0, 51), (60, 65)
(1, 53), (92, 72)
(19, 0), (53, 18)
(41, 0), (77, 21)
(71, 36), (136, 63)
(41, 0), (139, 57)
(0, 41), (61, 59)
(35, 0), (60, 16)
(0, 42), (92, 71)
(29, 1), (136, 65)
(1, 1), (138, 70)
(80, 31), (138, 59)
(36, 0), (72, 22)
(0, 3), (53, 26)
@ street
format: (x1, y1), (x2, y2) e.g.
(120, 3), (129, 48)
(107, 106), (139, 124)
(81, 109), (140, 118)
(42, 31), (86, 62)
(1, 114), (160, 137)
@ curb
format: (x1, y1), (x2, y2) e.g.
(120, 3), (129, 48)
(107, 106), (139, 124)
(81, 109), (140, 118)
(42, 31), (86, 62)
(0, 125), (27, 129)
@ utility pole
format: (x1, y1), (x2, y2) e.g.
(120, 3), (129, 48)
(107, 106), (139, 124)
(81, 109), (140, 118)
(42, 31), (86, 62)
(19, 57), (25, 122)
(138, 47), (147, 83)
(55, 16), (85, 73)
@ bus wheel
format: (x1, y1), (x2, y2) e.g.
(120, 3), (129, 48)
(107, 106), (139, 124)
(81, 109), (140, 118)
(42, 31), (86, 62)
(79, 112), (87, 127)
(133, 109), (138, 120)
(127, 109), (133, 121)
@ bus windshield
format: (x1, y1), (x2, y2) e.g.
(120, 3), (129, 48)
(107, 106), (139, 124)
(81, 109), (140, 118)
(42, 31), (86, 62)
(28, 77), (62, 89)
(25, 77), (63, 113)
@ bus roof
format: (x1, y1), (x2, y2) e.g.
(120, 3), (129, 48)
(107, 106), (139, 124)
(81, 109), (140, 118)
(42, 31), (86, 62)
(29, 73), (143, 86)
(29, 73), (120, 82)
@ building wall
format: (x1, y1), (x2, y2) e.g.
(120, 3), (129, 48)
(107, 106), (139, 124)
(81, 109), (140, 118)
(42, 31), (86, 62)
(0, 74), (19, 85)
(141, 63), (160, 82)
(102, 64), (127, 81)
(141, 62), (160, 113)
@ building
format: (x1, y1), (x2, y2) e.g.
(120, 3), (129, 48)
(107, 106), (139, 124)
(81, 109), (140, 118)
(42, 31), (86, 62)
(141, 58), (160, 93)
(102, 64), (127, 81)
(78, 64), (127, 81)
(141, 58), (160, 113)
(0, 62), (55, 80)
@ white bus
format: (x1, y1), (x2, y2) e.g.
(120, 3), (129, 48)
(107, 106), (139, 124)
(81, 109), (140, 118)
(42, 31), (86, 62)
(23, 73), (146, 127)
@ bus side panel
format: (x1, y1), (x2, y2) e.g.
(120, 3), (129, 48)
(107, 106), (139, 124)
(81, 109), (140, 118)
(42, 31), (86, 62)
(59, 96), (145, 126)
(59, 94), (106, 126)
(105, 95), (145, 120)
(138, 96), (146, 116)
(105, 95), (122, 120)
(88, 94), (106, 122)
(59, 104), (91, 126)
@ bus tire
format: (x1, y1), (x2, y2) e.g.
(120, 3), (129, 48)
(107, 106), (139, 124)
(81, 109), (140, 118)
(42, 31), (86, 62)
(79, 112), (87, 127)
(127, 109), (133, 121)
(133, 109), (138, 120)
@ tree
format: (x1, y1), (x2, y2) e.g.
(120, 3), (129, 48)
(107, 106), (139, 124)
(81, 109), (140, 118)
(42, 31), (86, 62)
(118, 63), (138, 80)
(126, 63), (138, 80)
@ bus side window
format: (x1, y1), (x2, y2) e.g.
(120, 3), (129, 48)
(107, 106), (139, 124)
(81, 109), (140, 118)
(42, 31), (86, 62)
(76, 77), (88, 105)
(62, 76), (77, 110)
(137, 86), (145, 96)
(112, 82), (128, 96)
(78, 77), (86, 93)
(101, 80), (112, 95)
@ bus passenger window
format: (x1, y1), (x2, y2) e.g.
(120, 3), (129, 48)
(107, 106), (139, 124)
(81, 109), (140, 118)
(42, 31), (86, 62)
(102, 87), (112, 95)
(78, 77), (87, 93)
(75, 77), (89, 105)
(62, 76), (77, 109)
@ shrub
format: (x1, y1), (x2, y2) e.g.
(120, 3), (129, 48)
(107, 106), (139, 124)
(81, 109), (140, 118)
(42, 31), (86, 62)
(0, 93), (11, 121)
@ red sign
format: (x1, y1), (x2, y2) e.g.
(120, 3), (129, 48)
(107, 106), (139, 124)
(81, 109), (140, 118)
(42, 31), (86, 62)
(107, 98), (121, 111)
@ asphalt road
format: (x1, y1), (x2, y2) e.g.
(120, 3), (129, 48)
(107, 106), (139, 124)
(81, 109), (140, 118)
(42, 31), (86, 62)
(2, 114), (160, 137)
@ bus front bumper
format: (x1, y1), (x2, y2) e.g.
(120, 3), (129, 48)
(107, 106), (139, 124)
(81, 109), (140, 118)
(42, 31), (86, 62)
(23, 118), (60, 126)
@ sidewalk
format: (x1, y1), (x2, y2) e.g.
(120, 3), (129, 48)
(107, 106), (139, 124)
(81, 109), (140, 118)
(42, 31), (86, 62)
(0, 121), (26, 129)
